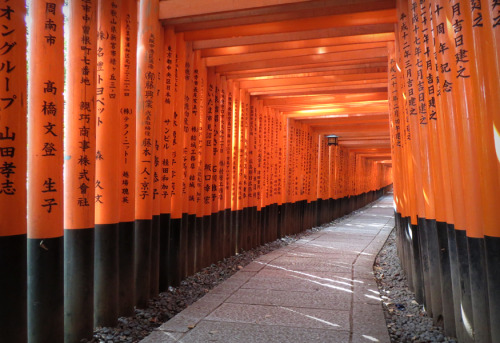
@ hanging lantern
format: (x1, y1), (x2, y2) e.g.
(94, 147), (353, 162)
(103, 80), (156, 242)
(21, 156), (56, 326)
(326, 134), (338, 146)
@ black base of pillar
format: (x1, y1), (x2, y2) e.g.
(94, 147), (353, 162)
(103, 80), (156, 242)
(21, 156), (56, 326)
(65, 228), (94, 343)
(455, 229), (474, 342)
(28, 236), (64, 342)
(426, 219), (443, 325)
(0, 234), (27, 342)
(410, 221), (424, 303)
(134, 219), (151, 309)
(94, 223), (119, 327)
(169, 218), (182, 286)
(203, 214), (212, 268)
(194, 215), (204, 273)
(187, 214), (196, 275)
(485, 235), (500, 343)
(436, 221), (455, 337)
(447, 224), (466, 342)
(150, 215), (160, 298)
(467, 236), (491, 343)
(223, 209), (231, 259)
(118, 221), (135, 317)
(159, 213), (171, 291)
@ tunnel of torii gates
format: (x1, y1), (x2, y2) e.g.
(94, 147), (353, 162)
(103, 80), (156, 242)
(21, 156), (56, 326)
(0, 0), (499, 342)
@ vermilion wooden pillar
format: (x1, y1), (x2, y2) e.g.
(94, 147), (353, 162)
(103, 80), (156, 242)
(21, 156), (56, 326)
(0, 2), (27, 341)
(135, 0), (160, 308)
(94, 0), (121, 327)
(118, 0), (137, 317)
(64, 0), (97, 341)
(170, 34), (186, 284)
(160, 27), (176, 288)
(28, 1), (65, 341)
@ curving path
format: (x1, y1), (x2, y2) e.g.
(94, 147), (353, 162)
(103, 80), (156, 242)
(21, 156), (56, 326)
(141, 195), (395, 343)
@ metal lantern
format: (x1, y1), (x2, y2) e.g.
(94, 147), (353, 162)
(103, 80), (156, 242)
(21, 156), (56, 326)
(326, 134), (338, 146)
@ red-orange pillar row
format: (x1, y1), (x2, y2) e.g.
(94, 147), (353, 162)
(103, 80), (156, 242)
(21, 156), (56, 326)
(64, 0), (97, 341)
(0, 1), (27, 341)
(27, 1), (64, 342)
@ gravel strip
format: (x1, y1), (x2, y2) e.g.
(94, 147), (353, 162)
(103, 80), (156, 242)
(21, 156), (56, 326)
(374, 230), (458, 343)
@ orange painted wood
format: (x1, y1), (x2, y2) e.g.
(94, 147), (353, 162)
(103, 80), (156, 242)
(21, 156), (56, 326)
(205, 42), (389, 67)
(28, 0), (64, 238)
(182, 9), (397, 41)
(466, 0), (500, 237)
(170, 34), (186, 220)
(193, 24), (396, 50)
(135, 0), (160, 220)
(215, 47), (388, 74)
(160, 27), (176, 215)
(153, 26), (164, 217)
(0, 1), (27, 236)
(119, 0), (137, 222)
(65, 0), (97, 229)
(201, 32), (395, 58)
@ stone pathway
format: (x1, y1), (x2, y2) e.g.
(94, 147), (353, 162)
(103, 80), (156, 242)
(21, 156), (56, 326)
(141, 196), (395, 343)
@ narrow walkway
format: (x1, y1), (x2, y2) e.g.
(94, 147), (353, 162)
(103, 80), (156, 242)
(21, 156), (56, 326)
(142, 196), (395, 343)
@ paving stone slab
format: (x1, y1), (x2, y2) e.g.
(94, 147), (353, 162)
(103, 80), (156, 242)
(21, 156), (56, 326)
(352, 302), (391, 343)
(206, 303), (350, 330)
(140, 330), (184, 343)
(179, 320), (351, 343)
(225, 287), (352, 311)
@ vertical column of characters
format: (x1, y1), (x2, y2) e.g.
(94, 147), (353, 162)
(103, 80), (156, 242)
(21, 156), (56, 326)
(271, 110), (278, 206)
(279, 114), (287, 207)
(236, 88), (246, 249)
(159, 27), (175, 290)
(203, 67), (214, 226)
(0, 1), (27, 341)
(217, 75), (227, 258)
(182, 43), (194, 276)
(419, 1), (447, 224)
(150, 22), (163, 298)
(230, 82), (240, 250)
(388, 43), (404, 217)
(395, 22), (414, 228)
(27, 1), (64, 341)
(117, 0), (137, 316)
(285, 117), (292, 206)
(248, 98), (257, 245)
(225, 79), (234, 253)
(240, 91), (250, 248)
(309, 132), (318, 205)
(256, 101), (263, 213)
(94, 0), (121, 327)
(409, 0), (438, 227)
(211, 73), (222, 260)
(195, 54), (207, 269)
(202, 67), (215, 267)
(169, 34), (186, 285)
(235, 84), (243, 215)
(187, 44), (198, 274)
(64, 0), (97, 340)
(396, 0), (420, 227)
(134, 0), (158, 308)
